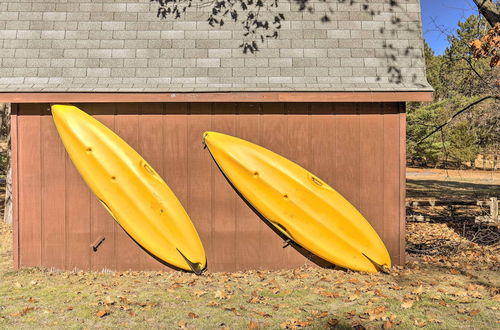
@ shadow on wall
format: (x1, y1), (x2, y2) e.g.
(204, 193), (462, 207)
(208, 149), (340, 271)
(152, 0), (426, 87)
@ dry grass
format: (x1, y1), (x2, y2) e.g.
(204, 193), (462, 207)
(0, 170), (498, 329)
(0, 219), (498, 329)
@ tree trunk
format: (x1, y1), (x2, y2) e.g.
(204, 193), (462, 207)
(3, 165), (12, 224)
(2, 103), (12, 224)
(473, 0), (500, 26)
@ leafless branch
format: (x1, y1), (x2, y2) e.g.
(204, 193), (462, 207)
(417, 95), (500, 144)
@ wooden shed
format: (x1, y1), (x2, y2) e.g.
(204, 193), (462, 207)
(0, 0), (432, 272)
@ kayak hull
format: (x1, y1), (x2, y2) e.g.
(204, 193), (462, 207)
(203, 131), (391, 273)
(52, 105), (206, 273)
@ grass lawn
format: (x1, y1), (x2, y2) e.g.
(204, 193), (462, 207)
(0, 170), (498, 329)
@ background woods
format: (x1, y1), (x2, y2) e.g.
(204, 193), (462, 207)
(152, 0), (500, 169)
(408, 5), (499, 169)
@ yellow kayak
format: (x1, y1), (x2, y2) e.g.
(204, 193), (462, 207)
(52, 105), (206, 274)
(203, 131), (391, 273)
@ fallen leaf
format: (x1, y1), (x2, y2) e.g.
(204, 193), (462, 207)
(215, 289), (230, 299)
(414, 319), (427, 327)
(96, 309), (109, 318)
(178, 320), (187, 329)
(314, 311), (329, 318)
(248, 321), (259, 329)
(253, 311), (272, 318)
(188, 312), (199, 319)
(401, 301), (414, 309)
(327, 318), (339, 327)
(194, 290), (207, 297)
(319, 291), (341, 298)
(383, 320), (394, 329)
(412, 285), (424, 295)
(104, 296), (115, 305)
(10, 307), (34, 318)
(469, 309), (480, 317)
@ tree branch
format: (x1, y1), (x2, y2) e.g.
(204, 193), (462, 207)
(472, 0), (500, 26)
(417, 95), (500, 144)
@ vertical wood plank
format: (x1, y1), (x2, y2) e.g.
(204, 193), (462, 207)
(283, 103), (309, 268)
(211, 103), (237, 272)
(17, 104), (42, 267)
(41, 106), (66, 269)
(65, 104), (92, 270)
(399, 104), (407, 265)
(260, 103), (288, 270)
(309, 103), (335, 187)
(138, 103), (166, 271)
(113, 103), (142, 271)
(162, 103), (189, 272)
(187, 103), (213, 269)
(88, 104), (116, 271)
(308, 103), (335, 268)
(359, 103), (384, 236)
(11, 105), (19, 269)
(235, 103), (262, 270)
(334, 103), (360, 207)
(163, 104), (189, 213)
(383, 103), (401, 264)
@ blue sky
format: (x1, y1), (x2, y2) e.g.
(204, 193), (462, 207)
(421, 0), (479, 55)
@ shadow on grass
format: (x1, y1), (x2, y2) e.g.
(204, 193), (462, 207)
(406, 179), (500, 200)
(406, 179), (499, 247)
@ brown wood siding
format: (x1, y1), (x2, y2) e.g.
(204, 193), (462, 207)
(14, 102), (406, 272)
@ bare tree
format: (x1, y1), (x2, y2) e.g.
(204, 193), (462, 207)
(472, 0), (500, 26)
(1, 103), (11, 224)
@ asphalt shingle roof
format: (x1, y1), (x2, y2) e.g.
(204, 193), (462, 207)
(0, 0), (432, 92)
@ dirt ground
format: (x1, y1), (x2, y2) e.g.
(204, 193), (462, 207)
(0, 169), (498, 329)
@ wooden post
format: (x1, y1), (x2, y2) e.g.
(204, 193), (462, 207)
(490, 197), (498, 223)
